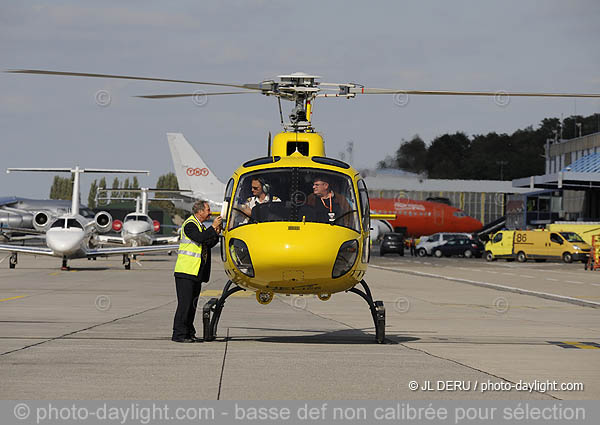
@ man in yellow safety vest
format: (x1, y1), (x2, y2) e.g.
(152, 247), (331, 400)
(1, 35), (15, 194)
(172, 200), (222, 342)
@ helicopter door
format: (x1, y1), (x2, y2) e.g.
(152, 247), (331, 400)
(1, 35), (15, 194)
(221, 178), (234, 261)
(358, 179), (371, 263)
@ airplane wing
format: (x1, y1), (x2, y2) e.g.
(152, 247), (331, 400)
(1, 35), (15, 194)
(0, 244), (54, 255)
(86, 244), (179, 257)
(152, 235), (180, 244)
(95, 234), (125, 244)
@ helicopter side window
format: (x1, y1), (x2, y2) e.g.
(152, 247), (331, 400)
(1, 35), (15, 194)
(357, 179), (370, 233)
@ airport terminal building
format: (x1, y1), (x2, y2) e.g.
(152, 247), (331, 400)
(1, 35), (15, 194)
(364, 170), (529, 225)
(511, 131), (600, 229)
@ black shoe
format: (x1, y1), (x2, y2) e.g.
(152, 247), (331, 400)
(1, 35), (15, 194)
(171, 337), (195, 343)
(189, 336), (203, 343)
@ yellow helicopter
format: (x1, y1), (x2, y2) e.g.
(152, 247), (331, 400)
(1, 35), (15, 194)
(8, 69), (600, 343)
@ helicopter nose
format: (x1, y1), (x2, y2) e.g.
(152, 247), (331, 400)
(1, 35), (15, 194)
(227, 223), (362, 292)
(46, 229), (84, 255)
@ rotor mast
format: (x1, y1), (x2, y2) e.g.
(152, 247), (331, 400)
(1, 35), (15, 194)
(276, 73), (320, 132)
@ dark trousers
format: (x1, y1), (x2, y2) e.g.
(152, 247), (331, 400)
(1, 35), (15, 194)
(173, 276), (202, 339)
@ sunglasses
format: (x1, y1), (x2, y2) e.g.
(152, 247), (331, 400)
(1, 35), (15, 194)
(251, 186), (261, 190)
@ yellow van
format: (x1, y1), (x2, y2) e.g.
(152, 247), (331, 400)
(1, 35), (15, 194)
(485, 230), (591, 263)
(546, 222), (600, 246)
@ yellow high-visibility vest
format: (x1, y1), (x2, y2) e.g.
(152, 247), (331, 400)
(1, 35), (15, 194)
(174, 215), (206, 275)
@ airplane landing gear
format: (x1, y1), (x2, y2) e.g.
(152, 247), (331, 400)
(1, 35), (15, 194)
(9, 253), (17, 269)
(202, 280), (245, 341)
(123, 254), (131, 270)
(348, 280), (386, 344)
(61, 257), (69, 271)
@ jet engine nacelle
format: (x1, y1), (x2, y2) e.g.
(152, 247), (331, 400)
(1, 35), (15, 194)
(0, 212), (30, 228)
(370, 219), (394, 242)
(32, 211), (52, 231)
(94, 211), (113, 233)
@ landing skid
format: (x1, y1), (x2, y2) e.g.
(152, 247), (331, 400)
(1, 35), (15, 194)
(202, 279), (385, 344)
(348, 280), (386, 344)
(202, 280), (246, 341)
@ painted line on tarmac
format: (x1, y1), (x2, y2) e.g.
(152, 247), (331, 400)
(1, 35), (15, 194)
(520, 275), (535, 279)
(546, 278), (559, 282)
(370, 265), (600, 309)
(566, 280), (584, 284)
(0, 296), (25, 302)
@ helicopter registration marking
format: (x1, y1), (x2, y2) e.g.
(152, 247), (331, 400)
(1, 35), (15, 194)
(200, 289), (250, 298)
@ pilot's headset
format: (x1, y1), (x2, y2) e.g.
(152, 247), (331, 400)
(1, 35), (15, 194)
(255, 177), (270, 195)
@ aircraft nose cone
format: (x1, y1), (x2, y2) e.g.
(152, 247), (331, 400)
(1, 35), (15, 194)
(46, 229), (84, 255)
(123, 221), (150, 235)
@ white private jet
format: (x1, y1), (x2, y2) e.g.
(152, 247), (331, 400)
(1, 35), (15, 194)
(96, 187), (186, 248)
(0, 167), (180, 270)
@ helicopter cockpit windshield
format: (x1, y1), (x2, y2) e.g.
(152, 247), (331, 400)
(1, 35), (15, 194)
(230, 169), (360, 232)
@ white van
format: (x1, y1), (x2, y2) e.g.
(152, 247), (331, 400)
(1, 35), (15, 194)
(416, 233), (471, 257)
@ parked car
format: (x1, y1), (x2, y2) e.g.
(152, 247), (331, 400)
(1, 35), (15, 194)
(380, 233), (405, 256)
(432, 237), (483, 258)
(416, 233), (471, 256)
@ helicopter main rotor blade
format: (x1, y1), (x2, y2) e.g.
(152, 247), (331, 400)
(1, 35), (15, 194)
(350, 88), (600, 98)
(136, 91), (257, 99)
(5, 69), (263, 91)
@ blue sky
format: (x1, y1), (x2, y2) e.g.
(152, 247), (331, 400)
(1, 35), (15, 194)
(1, 0), (599, 200)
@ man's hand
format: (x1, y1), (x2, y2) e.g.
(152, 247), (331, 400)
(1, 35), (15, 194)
(212, 216), (223, 233)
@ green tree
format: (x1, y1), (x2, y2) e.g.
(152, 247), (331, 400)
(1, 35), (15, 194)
(425, 132), (470, 179)
(88, 179), (98, 209)
(97, 177), (108, 206)
(49, 176), (60, 199)
(152, 172), (180, 214)
(123, 177), (130, 199)
(395, 135), (427, 173)
(49, 175), (73, 200)
(111, 177), (121, 203)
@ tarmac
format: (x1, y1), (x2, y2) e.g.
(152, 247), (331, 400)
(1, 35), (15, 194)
(0, 248), (598, 400)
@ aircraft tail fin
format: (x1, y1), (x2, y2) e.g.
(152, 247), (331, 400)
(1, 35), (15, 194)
(167, 133), (225, 204)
